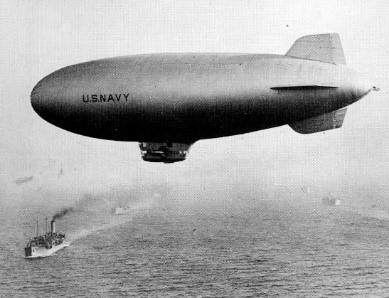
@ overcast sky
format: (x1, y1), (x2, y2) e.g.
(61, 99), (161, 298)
(1, 0), (388, 206)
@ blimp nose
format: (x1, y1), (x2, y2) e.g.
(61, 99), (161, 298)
(31, 77), (52, 117)
(31, 72), (68, 124)
(31, 82), (41, 111)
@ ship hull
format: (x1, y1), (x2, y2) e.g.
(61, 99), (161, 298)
(25, 242), (69, 258)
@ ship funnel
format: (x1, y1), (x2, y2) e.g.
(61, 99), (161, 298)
(51, 219), (56, 234)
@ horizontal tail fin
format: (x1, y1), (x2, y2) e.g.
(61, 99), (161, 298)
(289, 108), (347, 134)
(286, 33), (346, 65)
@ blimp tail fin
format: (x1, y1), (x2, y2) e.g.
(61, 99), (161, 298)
(286, 33), (346, 65)
(289, 108), (347, 134)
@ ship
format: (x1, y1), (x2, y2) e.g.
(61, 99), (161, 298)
(112, 200), (153, 215)
(25, 218), (67, 258)
(322, 197), (341, 206)
(112, 206), (132, 215)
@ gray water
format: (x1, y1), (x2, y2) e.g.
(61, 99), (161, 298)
(1, 198), (389, 297)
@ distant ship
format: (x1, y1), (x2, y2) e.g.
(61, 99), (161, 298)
(112, 206), (132, 215)
(25, 219), (66, 258)
(112, 200), (154, 215)
(322, 197), (341, 206)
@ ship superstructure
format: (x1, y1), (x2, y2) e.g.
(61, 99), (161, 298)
(25, 218), (66, 257)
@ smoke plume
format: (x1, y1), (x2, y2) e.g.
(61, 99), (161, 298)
(52, 207), (75, 221)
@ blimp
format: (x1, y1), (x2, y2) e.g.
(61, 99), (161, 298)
(31, 33), (376, 163)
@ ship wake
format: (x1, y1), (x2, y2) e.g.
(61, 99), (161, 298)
(67, 200), (155, 244)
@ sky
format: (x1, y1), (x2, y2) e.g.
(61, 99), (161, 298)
(0, 0), (388, 207)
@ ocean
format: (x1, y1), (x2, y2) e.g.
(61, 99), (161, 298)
(1, 196), (389, 297)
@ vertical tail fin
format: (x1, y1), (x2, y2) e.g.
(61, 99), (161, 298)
(286, 33), (346, 65)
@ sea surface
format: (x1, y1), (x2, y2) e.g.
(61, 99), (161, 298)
(2, 197), (389, 297)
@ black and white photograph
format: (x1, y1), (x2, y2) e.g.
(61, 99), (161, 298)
(0, 0), (388, 296)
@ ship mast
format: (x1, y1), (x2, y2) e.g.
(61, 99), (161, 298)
(36, 219), (39, 237)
